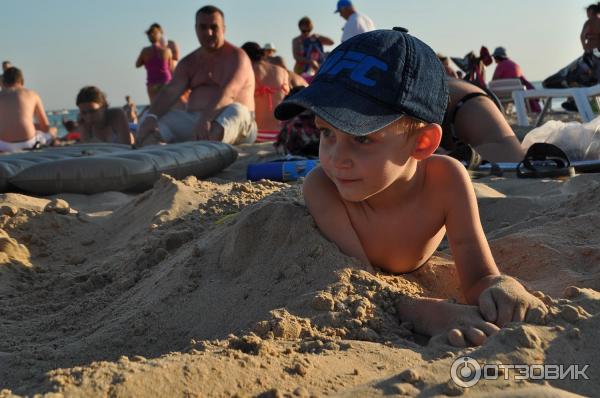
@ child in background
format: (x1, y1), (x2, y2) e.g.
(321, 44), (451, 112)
(62, 117), (81, 142)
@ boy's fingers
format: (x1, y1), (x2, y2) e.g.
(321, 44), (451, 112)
(478, 290), (497, 322)
(512, 303), (528, 323)
(496, 298), (515, 327)
(525, 305), (548, 325)
(464, 327), (487, 346)
(447, 329), (467, 347)
(480, 322), (500, 337)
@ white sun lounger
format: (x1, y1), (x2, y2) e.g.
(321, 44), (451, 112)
(512, 84), (600, 127)
(488, 78), (527, 114)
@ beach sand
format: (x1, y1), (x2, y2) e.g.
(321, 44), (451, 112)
(0, 142), (599, 397)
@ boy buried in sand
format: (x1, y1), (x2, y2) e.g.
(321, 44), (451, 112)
(274, 28), (547, 347)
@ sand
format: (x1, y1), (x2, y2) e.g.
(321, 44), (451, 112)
(0, 142), (599, 397)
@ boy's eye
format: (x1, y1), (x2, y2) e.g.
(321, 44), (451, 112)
(318, 128), (332, 137)
(354, 135), (370, 144)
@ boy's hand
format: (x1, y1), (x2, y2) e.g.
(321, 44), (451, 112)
(477, 275), (547, 327)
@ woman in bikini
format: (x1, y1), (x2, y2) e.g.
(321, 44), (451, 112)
(76, 86), (133, 145)
(442, 78), (524, 162)
(136, 23), (173, 104)
(241, 42), (290, 134)
(292, 17), (334, 82)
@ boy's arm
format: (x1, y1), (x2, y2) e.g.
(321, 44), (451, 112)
(303, 167), (370, 264)
(441, 158), (546, 325)
(441, 158), (500, 302)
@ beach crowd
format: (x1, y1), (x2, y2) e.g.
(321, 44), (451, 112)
(0, 2), (595, 160)
(1, 2), (600, 348)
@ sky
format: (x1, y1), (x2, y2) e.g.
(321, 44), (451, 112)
(0, 0), (593, 110)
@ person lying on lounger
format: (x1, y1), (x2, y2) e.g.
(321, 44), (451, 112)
(442, 78), (525, 162)
(275, 29), (547, 347)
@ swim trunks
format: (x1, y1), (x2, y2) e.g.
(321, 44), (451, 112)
(156, 103), (257, 145)
(0, 131), (53, 153)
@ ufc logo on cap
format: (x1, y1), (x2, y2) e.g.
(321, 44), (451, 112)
(319, 50), (388, 87)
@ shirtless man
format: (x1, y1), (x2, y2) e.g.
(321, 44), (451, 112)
(581, 4), (600, 53)
(136, 5), (256, 146)
(581, 4), (600, 82)
(0, 67), (55, 152)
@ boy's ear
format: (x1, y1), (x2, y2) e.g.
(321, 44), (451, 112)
(411, 124), (442, 160)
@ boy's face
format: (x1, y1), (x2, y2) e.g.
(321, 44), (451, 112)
(316, 116), (418, 202)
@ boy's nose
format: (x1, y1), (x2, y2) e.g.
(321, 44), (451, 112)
(329, 142), (352, 169)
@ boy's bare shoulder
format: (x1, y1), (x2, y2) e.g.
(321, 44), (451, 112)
(303, 166), (345, 207)
(423, 155), (472, 188)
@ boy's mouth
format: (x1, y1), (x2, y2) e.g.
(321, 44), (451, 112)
(336, 177), (361, 184)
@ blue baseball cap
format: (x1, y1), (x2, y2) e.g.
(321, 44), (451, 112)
(274, 29), (449, 136)
(335, 0), (352, 13)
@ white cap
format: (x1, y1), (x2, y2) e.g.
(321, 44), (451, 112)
(263, 43), (276, 51)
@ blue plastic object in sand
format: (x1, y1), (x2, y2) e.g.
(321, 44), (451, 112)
(247, 159), (319, 182)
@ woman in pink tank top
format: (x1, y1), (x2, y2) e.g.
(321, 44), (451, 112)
(136, 23), (173, 104)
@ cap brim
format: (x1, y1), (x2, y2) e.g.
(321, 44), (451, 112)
(274, 81), (402, 136)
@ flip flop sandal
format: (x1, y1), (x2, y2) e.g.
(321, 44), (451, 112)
(517, 143), (575, 178)
(469, 160), (504, 179)
(447, 143), (503, 178)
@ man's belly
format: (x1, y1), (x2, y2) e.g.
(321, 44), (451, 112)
(187, 86), (254, 113)
(187, 86), (217, 112)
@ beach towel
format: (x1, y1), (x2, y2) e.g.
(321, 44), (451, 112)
(542, 55), (597, 89)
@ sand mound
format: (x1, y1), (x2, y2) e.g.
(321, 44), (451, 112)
(1, 169), (600, 396)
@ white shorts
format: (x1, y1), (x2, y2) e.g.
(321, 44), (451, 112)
(0, 131), (53, 153)
(157, 103), (257, 145)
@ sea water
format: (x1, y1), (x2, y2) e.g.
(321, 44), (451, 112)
(46, 106), (146, 138)
(44, 82), (565, 139)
